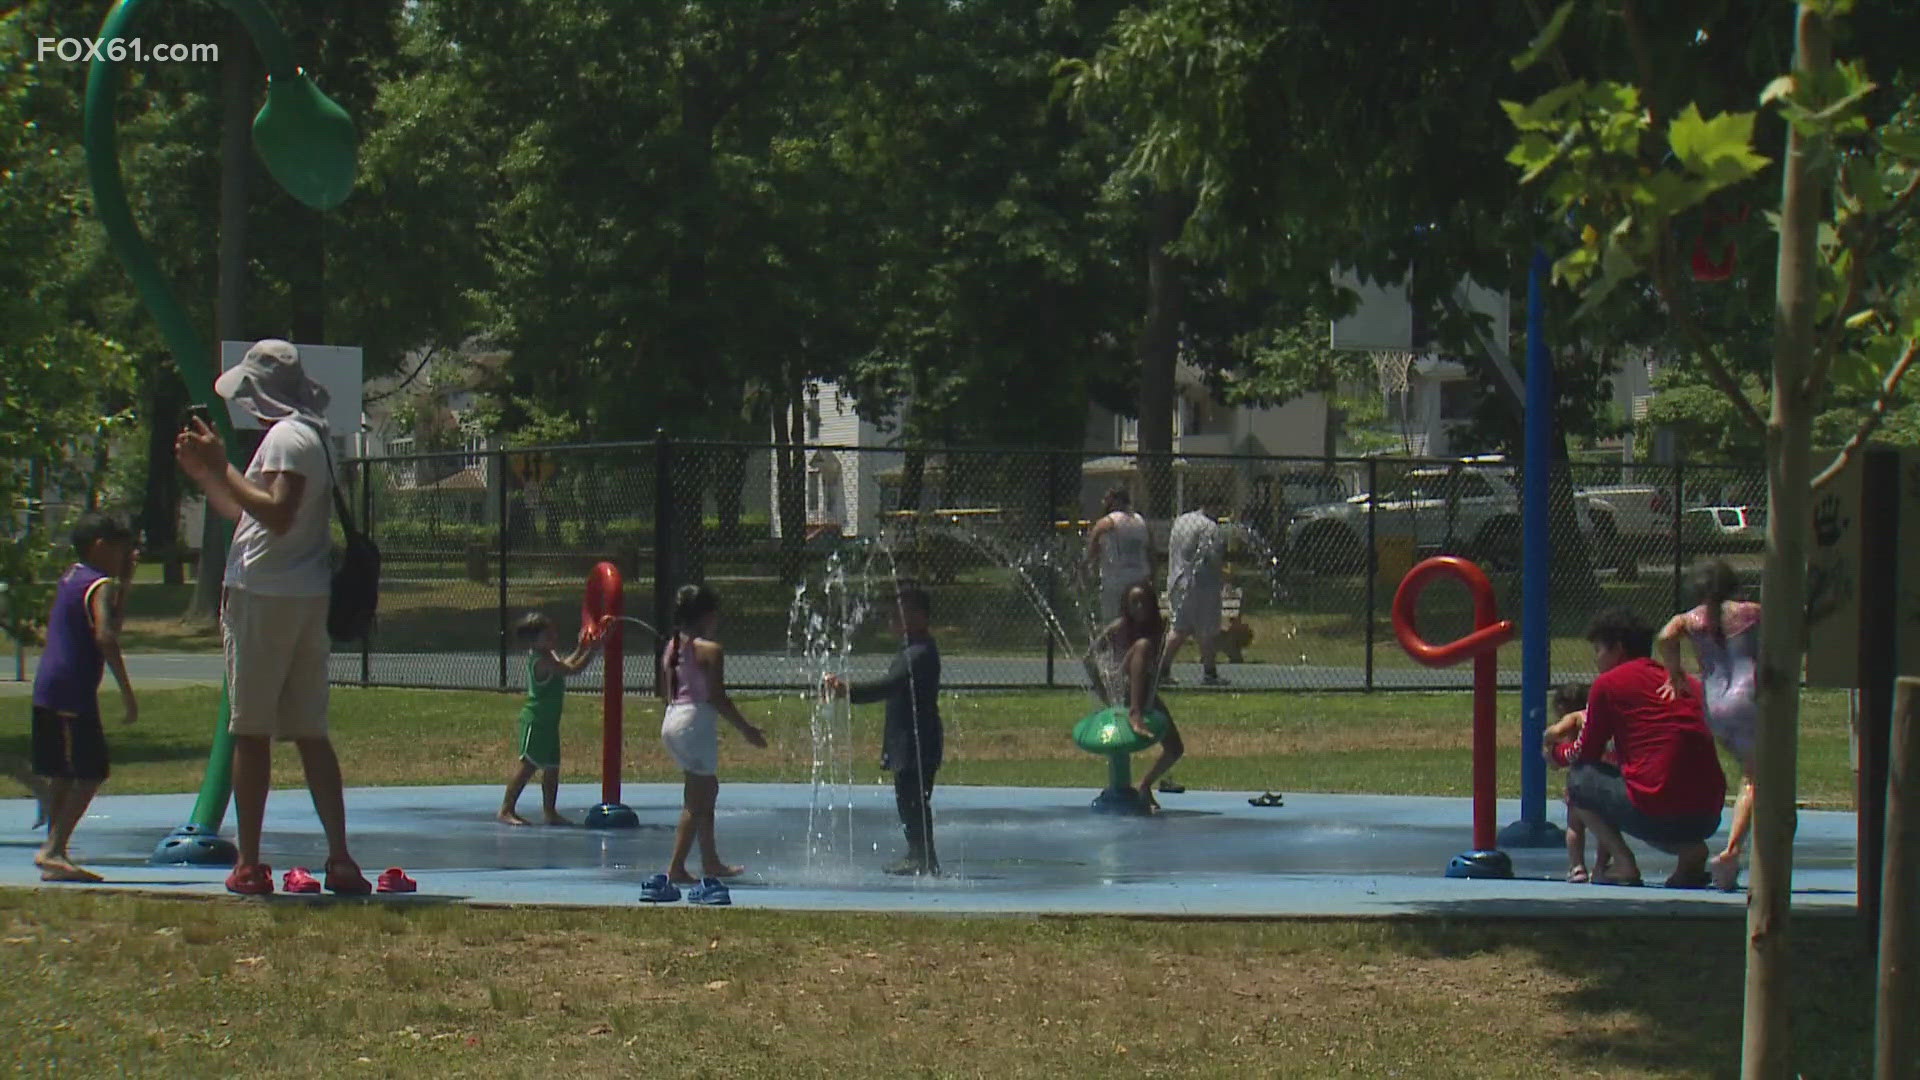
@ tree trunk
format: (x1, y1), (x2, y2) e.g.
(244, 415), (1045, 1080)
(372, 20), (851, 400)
(138, 364), (186, 585)
(289, 210), (327, 344)
(189, 25), (254, 623)
(1135, 189), (1190, 520)
(675, 448), (709, 585)
(900, 445), (926, 515)
(85, 429), (109, 511)
(1742, 9), (1828, 1076)
(775, 369), (808, 584)
(714, 445), (748, 540)
(1323, 401), (1343, 461)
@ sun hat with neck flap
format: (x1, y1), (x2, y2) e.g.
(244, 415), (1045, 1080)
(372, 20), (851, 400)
(213, 338), (330, 427)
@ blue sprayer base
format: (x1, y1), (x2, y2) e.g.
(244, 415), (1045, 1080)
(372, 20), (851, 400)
(583, 803), (639, 829)
(1446, 849), (1515, 879)
(1090, 785), (1152, 816)
(1498, 818), (1567, 849)
(150, 823), (239, 866)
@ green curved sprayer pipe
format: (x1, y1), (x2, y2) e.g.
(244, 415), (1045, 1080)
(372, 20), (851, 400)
(84, 0), (356, 836)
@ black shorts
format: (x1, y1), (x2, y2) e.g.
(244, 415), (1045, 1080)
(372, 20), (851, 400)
(1567, 763), (1718, 850)
(31, 706), (110, 782)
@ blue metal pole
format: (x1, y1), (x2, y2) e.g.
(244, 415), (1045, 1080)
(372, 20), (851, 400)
(1501, 248), (1565, 848)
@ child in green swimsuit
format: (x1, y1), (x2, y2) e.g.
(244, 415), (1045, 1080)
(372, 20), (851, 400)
(499, 613), (601, 826)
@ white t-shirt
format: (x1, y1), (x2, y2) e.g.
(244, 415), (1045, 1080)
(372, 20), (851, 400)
(1168, 510), (1224, 595)
(224, 419), (333, 597)
(1099, 510), (1151, 586)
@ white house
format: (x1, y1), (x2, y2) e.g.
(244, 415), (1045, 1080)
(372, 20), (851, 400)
(360, 346), (508, 526)
(770, 366), (1334, 536)
(767, 380), (899, 539)
(1384, 358), (1480, 457)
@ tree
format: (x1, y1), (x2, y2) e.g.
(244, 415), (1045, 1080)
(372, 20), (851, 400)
(1065, 0), (1552, 509)
(1504, 2), (1920, 1073)
(0, 6), (137, 645)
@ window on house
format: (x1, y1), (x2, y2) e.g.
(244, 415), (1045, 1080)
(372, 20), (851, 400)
(806, 452), (843, 521)
(1438, 380), (1478, 421)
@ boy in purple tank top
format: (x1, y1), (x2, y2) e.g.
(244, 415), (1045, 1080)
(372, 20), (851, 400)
(31, 512), (138, 883)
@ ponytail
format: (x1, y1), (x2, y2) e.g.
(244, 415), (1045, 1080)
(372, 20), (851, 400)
(663, 583), (720, 700)
(1690, 559), (1740, 643)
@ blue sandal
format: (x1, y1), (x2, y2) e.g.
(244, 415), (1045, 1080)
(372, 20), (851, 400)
(639, 873), (682, 903)
(685, 877), (732, 906)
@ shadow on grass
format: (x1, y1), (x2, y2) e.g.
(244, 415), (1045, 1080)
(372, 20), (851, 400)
(1374, 910), (1873, 1078)
(0, 730), (211, 770)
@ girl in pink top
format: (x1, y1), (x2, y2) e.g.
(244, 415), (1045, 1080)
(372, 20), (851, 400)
(1658, 559), (1760, 891)
(656, 584), (766, 890)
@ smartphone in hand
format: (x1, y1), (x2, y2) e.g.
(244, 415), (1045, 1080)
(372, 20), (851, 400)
(182, 403), (213, 430)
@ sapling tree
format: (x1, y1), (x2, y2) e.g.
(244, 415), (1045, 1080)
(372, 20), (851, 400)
(1504, 2), (1920, 1074)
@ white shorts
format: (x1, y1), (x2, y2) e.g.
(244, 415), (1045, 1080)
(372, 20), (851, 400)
(661, 702), (719, 776)
(222, 588), (330, 741)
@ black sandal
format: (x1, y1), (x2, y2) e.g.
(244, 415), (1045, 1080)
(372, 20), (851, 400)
(1248, 792), (1285, 807)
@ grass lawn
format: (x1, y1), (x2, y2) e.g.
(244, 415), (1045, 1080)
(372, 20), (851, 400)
(2, 686), (1859, 807)
(0, 892), (1877, 1078)
(114, 556), (1720, 680)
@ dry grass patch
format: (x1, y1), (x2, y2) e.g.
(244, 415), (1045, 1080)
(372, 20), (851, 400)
(0, 892), (1876, 1078)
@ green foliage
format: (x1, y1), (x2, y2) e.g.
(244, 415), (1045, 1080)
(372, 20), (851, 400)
(1504, 1), (1920, 461)
(0, 6), (142, 645)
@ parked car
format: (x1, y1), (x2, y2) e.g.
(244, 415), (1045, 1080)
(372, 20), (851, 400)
(1285, 458), (1619, 574)
(1574, 483), (1674, 579)
(1682, 505), (1763, 551)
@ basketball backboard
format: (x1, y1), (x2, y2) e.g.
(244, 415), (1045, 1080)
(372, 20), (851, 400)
(1329, 270), (1414, 351)
(1329, 271), (1510, 355)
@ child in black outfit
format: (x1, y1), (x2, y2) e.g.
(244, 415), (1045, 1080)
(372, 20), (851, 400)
(825, 588), (943, 875)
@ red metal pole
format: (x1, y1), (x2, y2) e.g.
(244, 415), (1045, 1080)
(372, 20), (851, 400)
(1391, 556), (1516, 868)
(601, 565), (623, 807)
(1472, 651), (1498, 852)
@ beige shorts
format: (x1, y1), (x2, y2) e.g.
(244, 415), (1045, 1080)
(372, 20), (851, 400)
(222, 588), (331, 740)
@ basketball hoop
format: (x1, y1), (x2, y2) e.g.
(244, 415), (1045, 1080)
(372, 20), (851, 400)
(1372, 350), (1416, 398)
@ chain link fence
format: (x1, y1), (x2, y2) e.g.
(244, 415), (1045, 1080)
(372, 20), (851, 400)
(327, 438), (1766, 693)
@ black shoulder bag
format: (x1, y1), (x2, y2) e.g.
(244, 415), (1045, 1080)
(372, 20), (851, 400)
(313, 427), (381, 642)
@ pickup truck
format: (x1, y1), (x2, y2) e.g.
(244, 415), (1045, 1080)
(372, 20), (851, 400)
(1285, 462), (1628, 575)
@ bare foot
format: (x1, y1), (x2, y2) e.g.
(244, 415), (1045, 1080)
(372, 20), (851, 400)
(496, 811), (531, 826)
(1709, 852), (1740, 892)
(36, 855), (102, 883)
(667, 869), (700, 886)
(1136, 786), (1161, 814)
(542, 813), (574, 827)
(701, 863), (745, 879)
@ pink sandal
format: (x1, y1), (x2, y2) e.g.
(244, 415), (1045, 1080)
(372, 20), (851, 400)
(225, 863), (273, 896)
(375, 867), (418, 894)
(282, 867), (322, 894)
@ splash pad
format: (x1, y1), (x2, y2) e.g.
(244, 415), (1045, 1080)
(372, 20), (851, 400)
(29, 524), (1857, 916)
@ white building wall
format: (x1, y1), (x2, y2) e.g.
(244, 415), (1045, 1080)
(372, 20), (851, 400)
(768, 379), (900, 539)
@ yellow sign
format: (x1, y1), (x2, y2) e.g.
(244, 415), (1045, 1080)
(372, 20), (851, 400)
(508, 451), (555, 486)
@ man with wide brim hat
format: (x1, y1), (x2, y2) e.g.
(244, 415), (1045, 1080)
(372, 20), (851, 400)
(175, 339), (372, 896)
